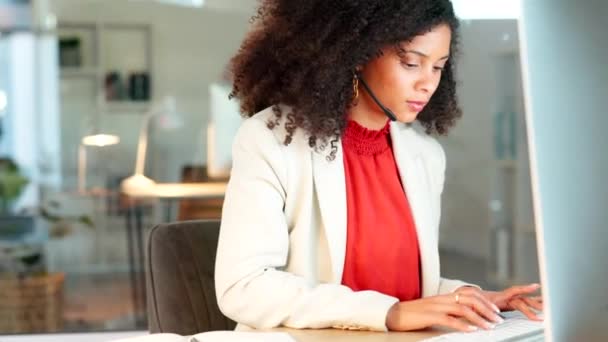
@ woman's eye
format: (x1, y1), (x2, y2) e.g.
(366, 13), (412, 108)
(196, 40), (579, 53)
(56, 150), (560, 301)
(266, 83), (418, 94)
(433, 66), (445, 71)
(402, 62), (418, 68)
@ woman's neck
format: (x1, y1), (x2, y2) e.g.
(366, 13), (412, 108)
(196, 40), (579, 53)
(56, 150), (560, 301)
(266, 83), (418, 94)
(347, 97), (390, 130)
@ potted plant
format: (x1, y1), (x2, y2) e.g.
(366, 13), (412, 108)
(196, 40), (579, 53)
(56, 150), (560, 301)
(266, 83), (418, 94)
(0, 158), (32, 240)
(0, 158), (94, 333)
(0, 158), (28, 213)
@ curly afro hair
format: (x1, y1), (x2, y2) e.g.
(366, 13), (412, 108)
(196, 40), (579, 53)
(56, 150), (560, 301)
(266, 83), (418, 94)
(229, 0), (462, 157)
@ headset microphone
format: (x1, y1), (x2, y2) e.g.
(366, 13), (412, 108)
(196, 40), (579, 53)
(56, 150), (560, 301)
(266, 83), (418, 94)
(357, 75), (398, 122)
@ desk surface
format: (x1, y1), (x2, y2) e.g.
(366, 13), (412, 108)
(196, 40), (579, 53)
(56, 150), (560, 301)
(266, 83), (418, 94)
(122, 182), (227, 199)
(262, 328), (443, 342)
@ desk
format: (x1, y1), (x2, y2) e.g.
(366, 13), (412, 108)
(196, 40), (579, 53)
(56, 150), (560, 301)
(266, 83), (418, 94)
(261, 328), (443, 341)
(122, 182), (227, 199)
(122, 182), (227, 328)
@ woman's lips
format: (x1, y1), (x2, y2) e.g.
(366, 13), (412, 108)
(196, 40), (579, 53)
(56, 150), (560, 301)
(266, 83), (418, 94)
(406, 101), (427, 112)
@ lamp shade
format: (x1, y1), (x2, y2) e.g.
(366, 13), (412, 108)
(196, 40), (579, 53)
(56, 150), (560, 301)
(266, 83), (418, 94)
(82, 134), (120, 147)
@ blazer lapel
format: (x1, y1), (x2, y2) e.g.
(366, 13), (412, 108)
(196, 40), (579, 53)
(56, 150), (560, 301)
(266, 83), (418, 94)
(312, 144), (347, 284)
(390, 122), (438, 297)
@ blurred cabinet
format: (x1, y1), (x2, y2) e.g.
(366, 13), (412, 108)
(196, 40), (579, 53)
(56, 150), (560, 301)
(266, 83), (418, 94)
(57, 21), (153, 112)
(57, 21), (153, 189)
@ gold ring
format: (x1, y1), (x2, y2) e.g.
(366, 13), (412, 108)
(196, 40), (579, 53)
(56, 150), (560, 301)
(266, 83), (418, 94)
(455, 293), (460, 304)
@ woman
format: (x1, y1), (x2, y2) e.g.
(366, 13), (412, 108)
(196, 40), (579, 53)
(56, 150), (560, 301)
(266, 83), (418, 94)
(214, 0), (542, 333)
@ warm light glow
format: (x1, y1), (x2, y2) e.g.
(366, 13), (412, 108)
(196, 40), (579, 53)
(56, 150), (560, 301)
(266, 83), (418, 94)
(82, 134), (120, 147)
(121, 173), (157, 195)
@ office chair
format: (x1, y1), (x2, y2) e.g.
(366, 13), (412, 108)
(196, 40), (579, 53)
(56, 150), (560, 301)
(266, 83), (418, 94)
(146, 220), (236, 335)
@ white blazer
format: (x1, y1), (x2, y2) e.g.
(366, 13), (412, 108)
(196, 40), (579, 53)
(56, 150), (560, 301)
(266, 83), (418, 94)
(214, 106), (474, 332)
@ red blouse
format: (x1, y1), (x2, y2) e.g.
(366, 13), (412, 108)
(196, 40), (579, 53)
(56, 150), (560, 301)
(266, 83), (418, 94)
(340, 119), (422, 301)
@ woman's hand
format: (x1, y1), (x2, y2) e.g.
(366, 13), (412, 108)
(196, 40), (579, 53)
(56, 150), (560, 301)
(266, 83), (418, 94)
(479, 283), (544, 321)
(385, 291), (504, 332)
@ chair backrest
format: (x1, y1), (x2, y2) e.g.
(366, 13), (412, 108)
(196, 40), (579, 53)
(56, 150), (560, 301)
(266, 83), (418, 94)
(146, 220), (236, 334)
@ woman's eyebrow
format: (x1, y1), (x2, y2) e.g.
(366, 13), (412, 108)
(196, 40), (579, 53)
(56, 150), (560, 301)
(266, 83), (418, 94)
(404, 49), (450, 60)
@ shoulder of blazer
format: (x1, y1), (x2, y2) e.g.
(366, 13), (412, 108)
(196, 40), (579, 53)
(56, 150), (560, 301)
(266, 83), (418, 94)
(394, 121), (447, 194)
(241, 107), (445, 165)
(395, 121), (446, 162)
(242, 104), (310, 151)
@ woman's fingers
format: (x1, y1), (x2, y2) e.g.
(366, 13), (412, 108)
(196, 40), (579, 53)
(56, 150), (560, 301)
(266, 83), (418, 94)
(509, 298), (543, 321)
(505, 284), (541, 298)
(391, 298), (485, 332)
(457, 287), (501, 313)
(435, 313), (480, 333)
(436, 303), (494, 330)
(456, 292), (503, 324)
(521, 296), (544, 311)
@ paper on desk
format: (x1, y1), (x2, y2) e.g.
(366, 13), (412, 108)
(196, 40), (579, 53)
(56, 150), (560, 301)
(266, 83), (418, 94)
(191, 331), (295, 342)
(111, 333), (186, 342)
(110, 331), (296, 342)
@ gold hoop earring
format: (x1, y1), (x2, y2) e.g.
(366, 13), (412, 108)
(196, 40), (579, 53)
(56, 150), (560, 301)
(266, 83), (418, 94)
(352, 74), (359, 101)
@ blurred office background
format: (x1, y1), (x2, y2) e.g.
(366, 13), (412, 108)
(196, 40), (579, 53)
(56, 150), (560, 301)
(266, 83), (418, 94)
(0, 0), (539, 336)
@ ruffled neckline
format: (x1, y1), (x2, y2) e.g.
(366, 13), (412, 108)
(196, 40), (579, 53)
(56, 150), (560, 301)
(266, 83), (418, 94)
(342, 119), (391, 155)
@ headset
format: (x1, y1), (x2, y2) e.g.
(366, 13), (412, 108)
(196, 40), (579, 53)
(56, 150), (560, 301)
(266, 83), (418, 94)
(356, 74), (398, 122)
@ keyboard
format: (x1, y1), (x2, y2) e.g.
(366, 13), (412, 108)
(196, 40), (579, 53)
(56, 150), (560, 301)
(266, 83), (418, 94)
(423, 311), (545, 342)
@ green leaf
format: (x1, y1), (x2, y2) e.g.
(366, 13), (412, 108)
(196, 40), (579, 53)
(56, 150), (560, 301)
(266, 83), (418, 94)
(78, 215), (94, 228)
(20, 253), (42, 266)
(0, 173), (29, 201)
(40, 207), (61, 223)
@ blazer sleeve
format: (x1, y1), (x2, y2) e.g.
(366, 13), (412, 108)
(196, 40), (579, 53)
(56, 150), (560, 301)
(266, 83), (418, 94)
(214, 117), (398, 332)
(432, 138), (482, 294)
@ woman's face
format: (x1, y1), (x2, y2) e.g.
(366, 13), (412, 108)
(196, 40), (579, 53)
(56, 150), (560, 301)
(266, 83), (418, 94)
(355, 24), (452, 126)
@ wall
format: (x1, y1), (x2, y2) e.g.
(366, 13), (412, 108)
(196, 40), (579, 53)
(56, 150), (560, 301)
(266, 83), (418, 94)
(438, 19), (528, 261)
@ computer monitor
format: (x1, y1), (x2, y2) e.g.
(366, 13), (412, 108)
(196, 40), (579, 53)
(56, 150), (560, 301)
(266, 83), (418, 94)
(519, 1), (608, 341)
